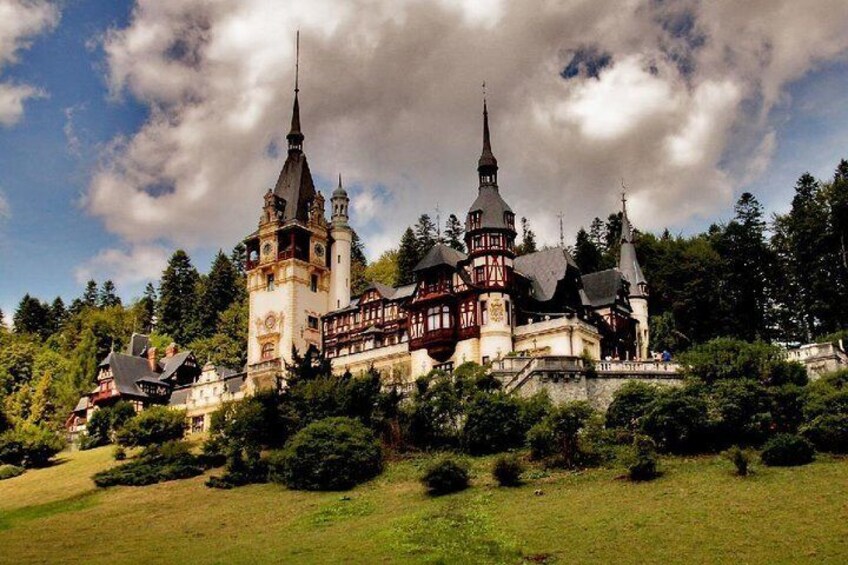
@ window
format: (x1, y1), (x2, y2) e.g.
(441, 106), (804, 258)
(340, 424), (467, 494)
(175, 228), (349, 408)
(261, 342), (275, 360)
(266, 273), (275, 291)
(310, 274), (319, 292)
(441, 305), (451, 328)
(434, 361), (454, 374)
(473, 235), (482, 250)
(308, 315), (319, 330)
(491, 234), (502, 248)
(475, 265), (485, 283)
(460, 300), (476, 327)
(427, 306), (441, 331)
(480, 301), (488, 325)
(505, 300), (511, 326)
(338, 254), (341, 263)
(410, 312), (424, 338)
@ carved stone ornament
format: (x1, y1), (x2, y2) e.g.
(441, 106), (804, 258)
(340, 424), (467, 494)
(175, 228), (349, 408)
(490, 299), (505, 323)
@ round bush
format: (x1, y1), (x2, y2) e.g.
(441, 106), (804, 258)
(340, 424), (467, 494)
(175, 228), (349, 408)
(0, 464), (25, 481)
(606, 381), (659, 430)
(116, 406), (186, 447)
(462, 393), (526, 455)
(628, 435), (659, 481)
(492, 454), (524, 487)
(421, 456), (470, 495)
(761, 434), (814, 467)
(268, 417), (382, 491)
(801, 413), (848, 454)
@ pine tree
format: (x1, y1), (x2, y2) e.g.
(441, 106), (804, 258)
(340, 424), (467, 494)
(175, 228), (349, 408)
(444, 214), (465, 252)
(0, 308), (6, 331)
(230, 242), (247, 277)
(574, 228), (602, 273)
(158, 249), (201, 345)
(49, 297), (67, 334)
(397, 227), (420, 286)
(350, 231), (369, 296)
(138, 283), (157, 333)
(414, 214), (437, 256)
(517, 217), (537, 256)
(81, 280), (99, 308)
(198, 251), (240, 336)
(98, 280), (122, 308)
(13, 294), (51, 339)
(589, 217), (606, 251)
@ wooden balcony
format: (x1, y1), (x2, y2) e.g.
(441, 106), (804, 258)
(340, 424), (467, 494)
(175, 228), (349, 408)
(410, 327), (457, 362)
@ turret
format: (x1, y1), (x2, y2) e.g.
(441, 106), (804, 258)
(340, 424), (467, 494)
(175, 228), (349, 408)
(329, 175), (352, 310)
(618, 192), (649, 358)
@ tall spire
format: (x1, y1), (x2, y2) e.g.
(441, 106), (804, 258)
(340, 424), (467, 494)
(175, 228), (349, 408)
(477, 84), (498, 187)
(618, 182), (647, 296)
(287, 30), (304, 153)
(620, 182), (633, 243)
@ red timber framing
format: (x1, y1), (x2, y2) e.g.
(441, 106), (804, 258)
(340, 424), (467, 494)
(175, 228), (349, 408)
(474, 255), (511, 288)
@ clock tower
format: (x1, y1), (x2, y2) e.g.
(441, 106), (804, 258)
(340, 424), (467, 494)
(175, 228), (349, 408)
(243, 67), (335, 391)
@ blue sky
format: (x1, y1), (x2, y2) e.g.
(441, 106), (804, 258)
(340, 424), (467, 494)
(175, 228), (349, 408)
(1, 0), (848, 320)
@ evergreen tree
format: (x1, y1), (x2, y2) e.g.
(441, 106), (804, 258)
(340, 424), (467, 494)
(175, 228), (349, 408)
(68, 328), (99, 394)
(230, 242), (247, 277)
(712, 193), (773, 341)
(589, 217), (606, 250)
(198, 251), (240, 337)
(138, 283), (157, 333)
(98, 280), (122, 308)
(350, 231), (369, 296)
(397, 227), (420, 286)
(444, 214), (465, 252)
(81, 280), (99, 308)
(605, 212), (623, 252)
(49, 297), (67, 334)
(574, 228), (602, 273)
(517, 217), (537, 255)
(13, 294), (51, 339)
(158, 249), (201, 345)
(414, 214), (437, 256)
(0, 308), (5, 331)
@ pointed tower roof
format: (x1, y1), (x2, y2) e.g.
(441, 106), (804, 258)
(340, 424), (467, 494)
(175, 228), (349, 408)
(477, 99), (498, 172)
(618, 191), (648, 296)
(272, 31), (315, 224)
(333, 174), (347, 198)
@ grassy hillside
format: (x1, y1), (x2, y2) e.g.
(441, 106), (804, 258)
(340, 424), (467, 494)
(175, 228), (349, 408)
(1, 447), (847, 564)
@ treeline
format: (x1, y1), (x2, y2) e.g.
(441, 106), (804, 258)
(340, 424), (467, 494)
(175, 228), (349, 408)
(0, 247), (249, 436)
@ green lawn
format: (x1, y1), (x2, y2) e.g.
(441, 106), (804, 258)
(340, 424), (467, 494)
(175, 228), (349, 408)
(1, 447), (846, 564)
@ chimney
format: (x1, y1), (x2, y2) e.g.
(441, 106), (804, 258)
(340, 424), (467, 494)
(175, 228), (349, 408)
(165, 343), (178, 358)
(147, 347), (158, 372)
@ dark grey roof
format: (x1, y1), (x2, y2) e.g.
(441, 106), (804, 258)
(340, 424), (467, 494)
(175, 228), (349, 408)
(363, 281), (396, 298)
(414, 243), (467, 272)
(169, 387), (190, 407)
(581, 269), (627, 308)
(619, 241), (647, 296)
(466, 186), (514, 231)
(223, 373), (246, 395)
(391, 283), (416, 299)
(332, 174), (347, 198)
(273, 151), (316, 223)
(514, 247), (579, 302)
(72, 396), (89, 413)
(158, 351), (195, 382)
(478, 100), (497, 171)
(126, 333), (150, 357)
(100, 352), (160, 398)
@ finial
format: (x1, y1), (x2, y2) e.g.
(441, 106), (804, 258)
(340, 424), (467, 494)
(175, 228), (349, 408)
(338, 173), (342, 189)
(295, 29), (300, 94)
(557, 212), (565, 248)
(620, 178), (628, 210)
(435, 204), (442, 240)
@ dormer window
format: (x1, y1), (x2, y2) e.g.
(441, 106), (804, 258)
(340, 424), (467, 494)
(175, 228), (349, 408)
(469, 211), (482, 231)
(504, 212), (514, 229)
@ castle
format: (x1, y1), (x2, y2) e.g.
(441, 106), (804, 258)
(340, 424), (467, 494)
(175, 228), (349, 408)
(242, 83), (652, 392)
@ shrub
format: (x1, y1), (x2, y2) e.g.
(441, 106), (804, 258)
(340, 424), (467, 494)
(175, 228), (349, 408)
(517, 391), (553, 431)
(760, 434), (814, 467)
(421, 456), (470, 495)
(92, 440), (204, 487)
(462, 393), (526, 455)
(82, 408), (112, 449)
(116, 407), (186, 447)
(628, 435), (659, 481)
(268, 417), (382, 491)
(492, 454), (524, 487)
(0, 464), (25, 480)
(0, 424), (64, 468)
(405, 375), (464, 449)
(113, 446), (127, 461)
(680, 339), (797, 385)
(708, 380), (772, 447)
(768, 384), (806, 433)
(207, 447), (268, 489)
(606, 381), (660, 430)
(109, 401), (137, 431)
(723, 446), (751, 476)
(801, 413), (848, 453)
(641, 388), (709, 453)
(526, 401), (595, 468)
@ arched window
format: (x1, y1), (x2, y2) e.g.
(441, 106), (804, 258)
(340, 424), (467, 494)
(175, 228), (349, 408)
(261, 342), (275, 360)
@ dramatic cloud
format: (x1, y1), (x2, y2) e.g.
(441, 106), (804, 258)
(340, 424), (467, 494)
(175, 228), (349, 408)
(0, 0), (58, 125)
(86, 0), (848, 261)
(75, 244), (170, 286)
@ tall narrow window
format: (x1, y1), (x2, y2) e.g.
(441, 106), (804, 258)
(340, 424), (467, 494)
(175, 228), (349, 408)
(266, 273), (275, 291)
(310, 274), (318, 292)
(441, 305), (451, 328)
(307, 315), (319, 330)
(427, 306), (441, 331)
(480, 301), (488, 325)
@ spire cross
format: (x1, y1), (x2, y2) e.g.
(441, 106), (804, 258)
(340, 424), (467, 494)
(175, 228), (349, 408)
(435, 204), (442, 239)
(557, 212), (565, 248)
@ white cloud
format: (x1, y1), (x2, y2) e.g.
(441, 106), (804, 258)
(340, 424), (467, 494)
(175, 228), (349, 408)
(74, 244), (170, 286)
(0, 0), (59, 125)
(83, 0), (848, 261)
(0, 187), (9, 220)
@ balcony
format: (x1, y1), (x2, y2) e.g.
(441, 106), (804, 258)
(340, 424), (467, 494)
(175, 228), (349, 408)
(410, 327), (457, 362)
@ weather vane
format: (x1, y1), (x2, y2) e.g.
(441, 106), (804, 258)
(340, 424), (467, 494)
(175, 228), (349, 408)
(295, 30), (300, 93)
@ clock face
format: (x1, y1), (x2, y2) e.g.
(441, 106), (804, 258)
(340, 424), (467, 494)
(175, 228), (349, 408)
(264, 314), (277, 330)
(314, 243), (325, 257)
(262, 243), (273, 256)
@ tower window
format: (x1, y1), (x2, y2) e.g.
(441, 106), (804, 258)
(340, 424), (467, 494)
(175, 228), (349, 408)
(308, 316), (319, 330)
(480, 301), (488, 325)
(266, 274), (275, 291)
(310, 274), (318, 292)
(261, 342), (275, 360)
(338, 254), (341, 263)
